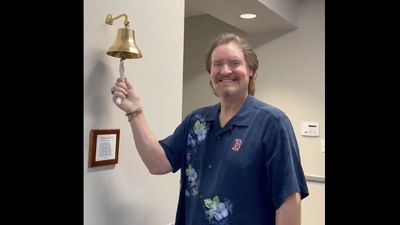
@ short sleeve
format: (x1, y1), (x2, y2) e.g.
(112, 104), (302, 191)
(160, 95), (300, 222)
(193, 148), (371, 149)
(159, 114), (191, 173)
(263, 115), (309, 210)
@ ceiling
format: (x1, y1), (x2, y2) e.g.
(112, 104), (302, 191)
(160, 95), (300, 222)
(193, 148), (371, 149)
(185, 0), (298, 34)
(185, 4), (206, 17)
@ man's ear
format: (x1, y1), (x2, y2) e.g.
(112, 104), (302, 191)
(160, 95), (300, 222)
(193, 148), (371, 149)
(249, 70), (254, 77)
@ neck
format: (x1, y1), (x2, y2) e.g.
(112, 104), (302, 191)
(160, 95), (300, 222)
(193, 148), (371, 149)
(219, 93), (248, 127)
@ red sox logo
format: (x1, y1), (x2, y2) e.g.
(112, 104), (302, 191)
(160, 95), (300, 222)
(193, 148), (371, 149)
(232, 138), (243, 151)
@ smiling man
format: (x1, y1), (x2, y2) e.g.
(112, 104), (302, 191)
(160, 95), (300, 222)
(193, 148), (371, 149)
(111, 33), (309, 225)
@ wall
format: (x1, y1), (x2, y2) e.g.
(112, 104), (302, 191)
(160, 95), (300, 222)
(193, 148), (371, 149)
(84, 0), (184, 225)
(183, 0), (325, 224)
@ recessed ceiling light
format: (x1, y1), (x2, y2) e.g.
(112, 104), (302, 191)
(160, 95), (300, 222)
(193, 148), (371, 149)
(239, 13), (257, 19)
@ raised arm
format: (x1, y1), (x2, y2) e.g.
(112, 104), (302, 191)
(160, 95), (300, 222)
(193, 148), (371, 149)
(112, 77), (172, 174)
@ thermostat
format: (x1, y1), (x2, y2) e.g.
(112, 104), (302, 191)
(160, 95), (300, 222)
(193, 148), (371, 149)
(301, 122), (319, 137)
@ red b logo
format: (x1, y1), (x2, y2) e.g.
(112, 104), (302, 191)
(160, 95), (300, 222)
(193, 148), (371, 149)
(232, 138), (242, 151)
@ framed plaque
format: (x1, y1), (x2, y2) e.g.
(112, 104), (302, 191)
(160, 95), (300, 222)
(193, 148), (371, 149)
(89, 129), (120, 167)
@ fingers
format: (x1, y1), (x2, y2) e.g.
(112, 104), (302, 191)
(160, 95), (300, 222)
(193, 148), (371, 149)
(112, 85), (128, 97)
(111, 77), (137, 102)
(115, 78), (127, 88)
(113, 78), (127, 92)
(111, 87), (128, 108)
(116, 77), (133, 88)
(111, 77), (140, 112)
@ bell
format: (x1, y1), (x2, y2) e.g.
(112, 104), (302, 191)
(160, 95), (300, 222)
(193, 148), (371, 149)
(107, 27), (143, 59)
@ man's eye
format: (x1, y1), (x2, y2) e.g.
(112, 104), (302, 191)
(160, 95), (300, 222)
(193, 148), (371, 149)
(230, 61), (240, 66)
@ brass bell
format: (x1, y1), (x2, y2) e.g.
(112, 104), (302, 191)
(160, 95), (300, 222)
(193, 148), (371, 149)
(105, 13), (143, 59)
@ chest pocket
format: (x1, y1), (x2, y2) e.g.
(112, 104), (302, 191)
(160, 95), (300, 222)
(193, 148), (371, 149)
(225, 128), (263, 170)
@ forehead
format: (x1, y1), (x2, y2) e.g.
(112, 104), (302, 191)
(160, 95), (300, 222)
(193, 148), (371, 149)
(211, 42), (244, 60)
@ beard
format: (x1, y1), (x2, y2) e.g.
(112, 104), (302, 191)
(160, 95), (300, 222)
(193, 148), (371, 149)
(210, 80), (246, 98)
(215, 86), (238, 97)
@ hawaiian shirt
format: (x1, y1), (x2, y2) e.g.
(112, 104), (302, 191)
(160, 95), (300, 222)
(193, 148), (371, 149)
(160, 96), (309, 225)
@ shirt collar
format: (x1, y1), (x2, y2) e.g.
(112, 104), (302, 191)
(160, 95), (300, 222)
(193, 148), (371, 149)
(204, 103), (220, 122)
(204, 95), (255, 127)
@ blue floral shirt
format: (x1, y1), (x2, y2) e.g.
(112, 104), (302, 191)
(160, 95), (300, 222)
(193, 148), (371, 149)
(160, 96), (309, 225)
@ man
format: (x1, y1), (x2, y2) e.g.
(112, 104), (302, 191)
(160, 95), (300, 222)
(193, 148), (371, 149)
(111, 33), (309, 225)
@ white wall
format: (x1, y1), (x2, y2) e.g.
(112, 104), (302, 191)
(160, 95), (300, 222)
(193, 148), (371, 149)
(183, 0), (325, 225)
(84, 1), (184, 225)
(249, 0), (325, 178)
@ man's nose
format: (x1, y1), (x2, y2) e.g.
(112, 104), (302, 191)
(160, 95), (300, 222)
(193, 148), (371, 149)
(220, 64), (232, 74)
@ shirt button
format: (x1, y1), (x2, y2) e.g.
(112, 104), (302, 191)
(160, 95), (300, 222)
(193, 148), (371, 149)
(208, 164), (212, 169)
(199, 195), (203, 199)
(216, 136), (221, 140)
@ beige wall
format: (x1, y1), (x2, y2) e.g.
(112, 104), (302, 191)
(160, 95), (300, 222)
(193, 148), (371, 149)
(183, 0), (325, 225)
(84, 0), (184, 225)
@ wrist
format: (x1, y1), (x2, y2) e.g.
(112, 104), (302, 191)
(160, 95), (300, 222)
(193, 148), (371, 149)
(126, 106), (143, 121)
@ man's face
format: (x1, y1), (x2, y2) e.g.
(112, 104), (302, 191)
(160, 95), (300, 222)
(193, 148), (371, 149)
(210, 42), (253, 98)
